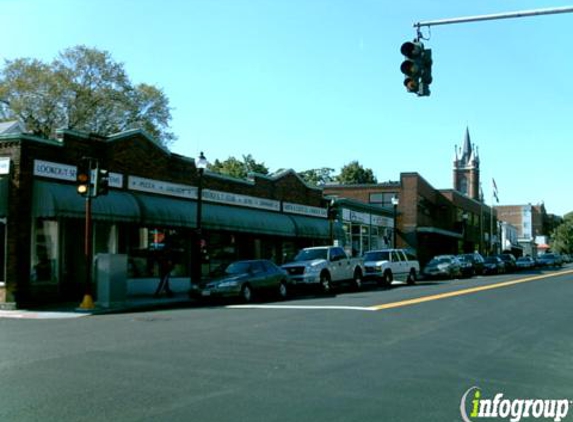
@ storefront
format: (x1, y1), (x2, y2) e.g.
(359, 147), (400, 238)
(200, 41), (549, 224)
(0, 129), (332, 307)
(332, 198), (395, 257)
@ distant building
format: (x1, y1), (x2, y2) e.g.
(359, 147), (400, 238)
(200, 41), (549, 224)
(453, 127), (480, 201)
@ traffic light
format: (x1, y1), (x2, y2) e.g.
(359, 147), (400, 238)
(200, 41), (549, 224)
(400, 40), (432, 97)
(95, 168), (109, 196)
(76, 157), (92, 197)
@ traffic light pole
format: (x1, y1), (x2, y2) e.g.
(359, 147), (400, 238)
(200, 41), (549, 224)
(413, 6), (573, 30)
(78, 194), (95, 310)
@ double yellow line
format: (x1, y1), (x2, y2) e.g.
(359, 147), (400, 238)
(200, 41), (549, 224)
(369, 269), (573, 311)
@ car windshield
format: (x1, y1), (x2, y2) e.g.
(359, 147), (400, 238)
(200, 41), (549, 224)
(430, 257), (450, 265)
(225, 262), (252, 275)
(364, 251), (390, 261)
(484, 257), (498, 263)
(294, 249), (328, 261)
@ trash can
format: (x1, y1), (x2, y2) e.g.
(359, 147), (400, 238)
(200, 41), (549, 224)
(96, 254), (127, 308)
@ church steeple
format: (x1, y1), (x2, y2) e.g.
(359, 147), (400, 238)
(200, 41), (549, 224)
(453, 127), (481, 201)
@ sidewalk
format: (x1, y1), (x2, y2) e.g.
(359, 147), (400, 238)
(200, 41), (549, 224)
(0, 292), (196, 319)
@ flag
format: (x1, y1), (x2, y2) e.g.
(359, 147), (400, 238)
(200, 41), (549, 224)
(492, 178), (499, 203)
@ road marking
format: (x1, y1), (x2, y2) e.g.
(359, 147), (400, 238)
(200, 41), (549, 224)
(226, 270), (573, 313)
(369, 270), (573, 311)
(227, 304), (376, 311)
(0, 310), (90, 319)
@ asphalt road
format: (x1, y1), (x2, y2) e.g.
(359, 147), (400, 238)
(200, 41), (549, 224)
(1, 268), (572, 422)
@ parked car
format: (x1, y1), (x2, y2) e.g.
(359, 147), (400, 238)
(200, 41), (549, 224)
(363, 248), (420, 286)
(458, 253), (486, 275)
(482, 256), (505, 275)
(282, 246), (364, 292)
(496, 253), (517, 272)
(516, 256), (536, 270)
(537, 253), (563, 268)
(199, 259), (291, 302)
(422, 255), (463, 280)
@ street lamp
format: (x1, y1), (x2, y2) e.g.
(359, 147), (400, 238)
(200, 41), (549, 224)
(194, 152), (208, 285)
(391, 195), (399, 249)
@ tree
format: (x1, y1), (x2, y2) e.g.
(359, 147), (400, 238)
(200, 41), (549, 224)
(209, 154), (269, 179)
(336, 161), (377, 185)
(0, 45), (175, 146)
(551, 212), (573, 254)
(298, 168), (335, 186)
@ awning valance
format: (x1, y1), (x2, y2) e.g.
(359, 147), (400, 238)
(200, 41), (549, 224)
(203, 203), (296, 237)
(417, 226), (463, 239)
(33, 181), (141, 222)
(133, 193), (196, 227)
(288, 214), (330, 239)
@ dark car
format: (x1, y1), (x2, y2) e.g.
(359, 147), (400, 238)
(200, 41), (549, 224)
(496, 253), (517, 272)
(458, 253), (485, 275)
(422, 255), (463, 280)
(198, 260), (291, 302)
(516, 256), (536, 270)
(537, 253), (563, 268)
(483, 256), (505, 275)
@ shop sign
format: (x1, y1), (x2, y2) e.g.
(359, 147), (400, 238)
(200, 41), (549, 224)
(283, 202), (327, 218)
(0, 157), (10, 175)
(34, 160), (76, 181)
(128, 176), (197, 199)
(342, 208), (393, 227)
(203, 189), (280, 211)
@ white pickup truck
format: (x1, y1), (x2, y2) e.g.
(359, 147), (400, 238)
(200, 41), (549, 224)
(282, 246), (364, 292)
(362, 248), (420, 286)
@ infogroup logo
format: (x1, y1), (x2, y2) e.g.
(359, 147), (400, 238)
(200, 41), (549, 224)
(460, 387), (571, 422)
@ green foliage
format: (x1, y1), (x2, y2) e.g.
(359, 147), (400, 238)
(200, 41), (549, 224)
(297, 168), (335, 186)
(551, 213), (573, 254)
(0, 45), (175, 146)
(336, 161), (377, 185)
(209, 154), (269, 179)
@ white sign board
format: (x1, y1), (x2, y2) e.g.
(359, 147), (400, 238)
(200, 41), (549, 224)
(283, 202), (327, 218)
(128, 176), (197, 199)
(0, 157), (10, 175)
(203, 189), (280, 211)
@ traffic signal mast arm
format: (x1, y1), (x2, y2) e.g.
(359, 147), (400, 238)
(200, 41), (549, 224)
(413, 5), (573, 29)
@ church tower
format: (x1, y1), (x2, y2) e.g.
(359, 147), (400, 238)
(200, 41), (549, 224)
(453, 127), (480, 201)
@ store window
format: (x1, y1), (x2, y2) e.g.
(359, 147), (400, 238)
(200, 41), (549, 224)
(31, 219), (59, 284)
(124, 226), (191, 278)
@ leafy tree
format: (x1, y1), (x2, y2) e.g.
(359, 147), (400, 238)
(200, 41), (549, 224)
(0, 45), (175, 146)
(551, 212), (573, 254)
(336, 161), (377, 184)
(209, 154), (269, 179)
(298, 167), (335, 186)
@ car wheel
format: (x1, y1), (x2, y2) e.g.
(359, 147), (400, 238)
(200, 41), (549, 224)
(319, 272), (332, 294)
(241, 284), (253, 303)
(383, 270), (393, 287)
(407, 269), (417, 285)
(278, 280), (288, 300)
(352, 269), (363, 290)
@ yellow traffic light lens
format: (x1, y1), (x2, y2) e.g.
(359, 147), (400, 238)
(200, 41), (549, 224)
(77, 173), (89, 183)
(77, 185), (88, 194)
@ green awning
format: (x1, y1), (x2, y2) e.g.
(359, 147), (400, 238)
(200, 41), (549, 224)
(0, 177), (8, 218)
(288, 215), (330, 239)
(203, 203), (296, 237)
(133, 193), (196, 227)
(33, 181), (141, 222)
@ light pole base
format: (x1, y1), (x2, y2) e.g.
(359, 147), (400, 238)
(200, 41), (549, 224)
(78, 294), (95, 310)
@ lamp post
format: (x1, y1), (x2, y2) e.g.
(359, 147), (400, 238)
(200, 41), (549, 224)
(194, 152), (208, 285)
(391, 195), (399, 249)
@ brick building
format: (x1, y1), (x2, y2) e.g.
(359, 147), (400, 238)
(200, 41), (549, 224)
(0, 128), (333, 308)
(325, 172), (497, 266)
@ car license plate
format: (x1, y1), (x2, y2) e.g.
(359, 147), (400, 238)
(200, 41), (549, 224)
(201, 291), (211, 297)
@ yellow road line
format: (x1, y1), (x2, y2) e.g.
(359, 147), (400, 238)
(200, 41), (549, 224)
(368, 269), (573, 311)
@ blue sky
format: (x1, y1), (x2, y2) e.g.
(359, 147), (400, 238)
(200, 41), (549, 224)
(2, 0), (572, 215)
